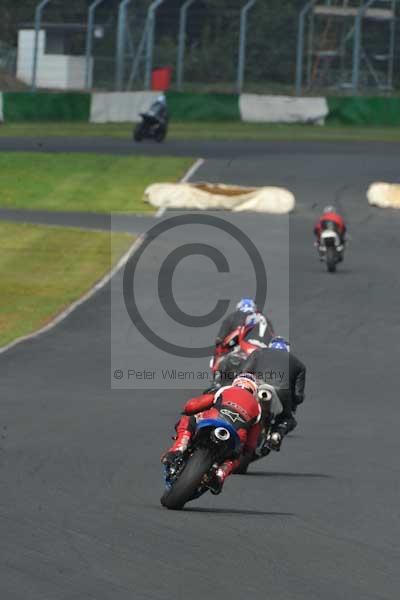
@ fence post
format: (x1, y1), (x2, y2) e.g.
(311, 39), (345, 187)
(177, 0), (196, 91)
(116, 0), (134, 91)
(126, 20), (149, 90)
(295, 0), (317, 96)
(237, 0), (257, 93)
(352, 0), (374, 92)
(144, 0), (165, 90)
(32, 0), (53, 91)
(85, 0), (108, 90)
(388, 0), (396, 90)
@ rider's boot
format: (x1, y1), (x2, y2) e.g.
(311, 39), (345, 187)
(208, 460), (234, 495)
(266, 431), (282, 452)
(161, 416), (192, 466)
(266, 415), (297, 452)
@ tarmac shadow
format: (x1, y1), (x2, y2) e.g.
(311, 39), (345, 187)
(245, 471), (332, 479)
(185, 507), (294, 516)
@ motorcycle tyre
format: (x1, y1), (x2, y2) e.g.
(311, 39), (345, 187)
(326, 247), (337, 273)
(161, 447), (215, 510)
(133, 122), (145, 142)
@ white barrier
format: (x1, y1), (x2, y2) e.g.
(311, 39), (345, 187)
(90, 92), (160, 123)
(144, 182), (295, 214)
(0, 93), (3, 122)
(239, 94), (328, 124)
(367, 182), (400, 209)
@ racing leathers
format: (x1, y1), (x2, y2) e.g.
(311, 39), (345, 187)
(314, 211), (347, 245)
(162, 386), (262, 493)
(242, 348), (306, 449)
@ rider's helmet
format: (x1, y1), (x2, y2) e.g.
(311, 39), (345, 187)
(232, 373), (258, 396)
(268, 336), (290, 352)
(323, 205), (336, 214)
(236, 298), (257, 313)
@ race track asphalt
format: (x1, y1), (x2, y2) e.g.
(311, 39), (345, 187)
(1, 139), (400, 600)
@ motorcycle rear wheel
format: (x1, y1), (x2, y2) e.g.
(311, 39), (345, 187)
(155, 124), (167, 143)
(161, 447), (214, 510)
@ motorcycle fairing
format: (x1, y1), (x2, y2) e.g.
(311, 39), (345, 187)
(195, 418), (241, 451)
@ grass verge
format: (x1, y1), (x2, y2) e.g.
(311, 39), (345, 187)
(1, 121), (400, 142)
(0, 153), (193, 213)
(0, 222), (134, 347)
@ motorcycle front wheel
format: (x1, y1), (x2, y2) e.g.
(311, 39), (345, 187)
(161, 447), (214, 510)
(326, 247), (337, 273)
(133, 122), (145, 142)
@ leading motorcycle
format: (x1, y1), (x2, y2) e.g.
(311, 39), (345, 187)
(161, 417), (241, 510)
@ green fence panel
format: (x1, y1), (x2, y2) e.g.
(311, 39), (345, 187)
(327, 96), (400, 126)
(166, 91), (240, 121)
(3, 92), (91, 122)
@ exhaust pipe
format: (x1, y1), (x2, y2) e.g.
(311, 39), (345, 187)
(259, 389), (272, 401)
(212, 427), (231, 442)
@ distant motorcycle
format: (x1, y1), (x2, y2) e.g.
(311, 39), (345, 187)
(133, 97), (169, 143)
(161, 417), (241, 510)
(317, 227), (344, 273)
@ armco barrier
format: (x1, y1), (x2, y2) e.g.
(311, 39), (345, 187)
(3, 92), (91, 122)
(165, 91), (241, 122)
(2, 91), (400, 125)
(327, 96), (400, 126)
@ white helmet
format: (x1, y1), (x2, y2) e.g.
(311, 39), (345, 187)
(232, 373), (258, 397)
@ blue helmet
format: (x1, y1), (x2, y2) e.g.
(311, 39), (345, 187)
(236, 298), (257, 314)
(269, 336), (290, 352)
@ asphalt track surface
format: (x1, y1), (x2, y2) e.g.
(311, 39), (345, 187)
(1, 139), (400, 599)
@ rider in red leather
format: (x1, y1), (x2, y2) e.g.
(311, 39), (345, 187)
(314, 206), (347, 244)
(162, 374), (262, 494)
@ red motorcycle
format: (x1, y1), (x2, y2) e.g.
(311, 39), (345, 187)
(210, 322), (267, 388)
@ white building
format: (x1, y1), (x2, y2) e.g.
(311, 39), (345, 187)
(17, 24), (91, 90)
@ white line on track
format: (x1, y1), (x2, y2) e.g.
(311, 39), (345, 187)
(0, 157), (204, 356)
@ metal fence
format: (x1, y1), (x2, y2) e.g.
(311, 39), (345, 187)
(1, 0), (400, 94)
(296, 0), (398, 95)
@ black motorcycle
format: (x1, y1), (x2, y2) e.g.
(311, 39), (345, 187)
(133, 99), (168, 143)
(161, 417), (240, 510)
(234, 382), (284, 474)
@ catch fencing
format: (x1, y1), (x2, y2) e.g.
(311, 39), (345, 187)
(1, 0), (400, 95)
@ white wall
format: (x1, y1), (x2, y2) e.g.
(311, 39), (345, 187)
(239, 94), (329, 124)
(17, 30), (90, 90)
(90, 92), (160, 123)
